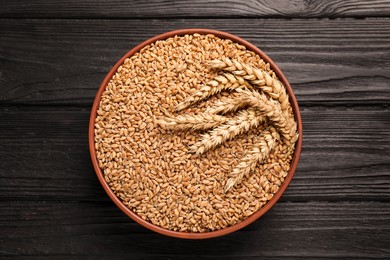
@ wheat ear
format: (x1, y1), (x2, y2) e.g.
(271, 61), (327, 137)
(157, 113), (228, 131)
(175, 75), (244, 111)
(225, 126), (280, 191)
(237, 89), (298, 142)
(219, 68), (266, 86)
(190, 108), (264, 155)
(206, 95), (251, 115)
(175, 73), (253, 111)
(209, 58), (290, 110)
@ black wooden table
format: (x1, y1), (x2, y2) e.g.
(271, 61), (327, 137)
(1, 1), (390, 259)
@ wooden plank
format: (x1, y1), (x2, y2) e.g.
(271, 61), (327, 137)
(0, 106), (389, 201)
(0, 19), (389, 106)
(1, 200), (389, 258)
(1, 0), (390, 18)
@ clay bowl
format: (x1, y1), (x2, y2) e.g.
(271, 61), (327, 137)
(89, 29), (302, 239)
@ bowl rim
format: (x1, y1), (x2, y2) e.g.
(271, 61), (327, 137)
(89, 28), (303, 239)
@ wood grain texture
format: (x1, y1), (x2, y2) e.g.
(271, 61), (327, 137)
(1, 106), (389, 201)
(1, 1), (390, 257)
(1, 200), (389, 258)
(0, 19), (389, 106)
(1, 0), (390, 18)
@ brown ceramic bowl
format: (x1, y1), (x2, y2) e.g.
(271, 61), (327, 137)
(89, 29), (302, 239)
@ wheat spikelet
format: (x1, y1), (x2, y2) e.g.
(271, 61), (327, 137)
(209, 58), (290, 110)
(190, 108), (264, 155)
(157, 113), (228, 131)
(225, 126), (280, 191)
(175, 75), (250, 111)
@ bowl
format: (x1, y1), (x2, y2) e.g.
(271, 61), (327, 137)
(89, 29), (302, 239)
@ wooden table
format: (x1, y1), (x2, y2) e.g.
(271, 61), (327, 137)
(1, 1), (390, 258)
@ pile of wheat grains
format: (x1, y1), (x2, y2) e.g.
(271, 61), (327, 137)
(94, 33), (296, 232)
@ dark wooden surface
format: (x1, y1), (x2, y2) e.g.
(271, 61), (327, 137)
(1, 1), (390, 259)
